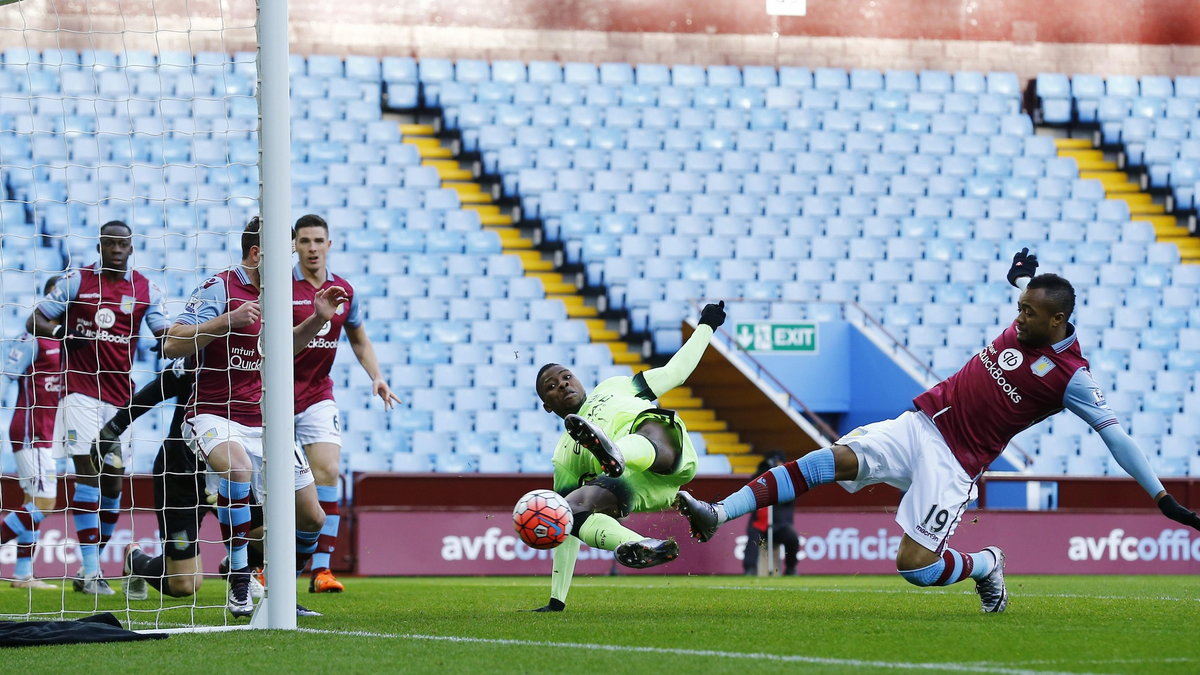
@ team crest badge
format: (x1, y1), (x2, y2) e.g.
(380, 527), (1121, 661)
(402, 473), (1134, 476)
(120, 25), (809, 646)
(119, 295), (136, 314)
(169, 531), (190, 551)
(1030, 356), (1056, 377)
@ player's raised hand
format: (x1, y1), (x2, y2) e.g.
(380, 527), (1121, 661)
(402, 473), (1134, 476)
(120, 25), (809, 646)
(227, 300), (260, 329)
(1157, 494), (1200, 531)
(1006, 247), (1039, 287)
(313, 285), (349, 321)
(699, 300), (726, 329)
(373, 377), (403, 410)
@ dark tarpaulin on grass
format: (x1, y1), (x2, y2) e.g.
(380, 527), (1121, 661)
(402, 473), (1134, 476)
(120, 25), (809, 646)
(0, 612), (167, 648)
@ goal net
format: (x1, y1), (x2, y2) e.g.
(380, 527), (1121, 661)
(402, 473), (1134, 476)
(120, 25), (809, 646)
(0, 0), (290, 631)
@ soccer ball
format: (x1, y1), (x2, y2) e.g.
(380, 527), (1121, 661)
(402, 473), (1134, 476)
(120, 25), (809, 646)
(512, 489), (573, 550)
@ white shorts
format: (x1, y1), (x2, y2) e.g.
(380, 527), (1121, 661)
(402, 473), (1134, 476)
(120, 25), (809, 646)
(52, 393), (133, 466)
(836, 410), (978, 554)
(294, 399), (342, 448)
(14, 445), (57, 499)
(184, 414), (264, 460)
(249, 444), (314, 503)
(187, 415), (312, 503)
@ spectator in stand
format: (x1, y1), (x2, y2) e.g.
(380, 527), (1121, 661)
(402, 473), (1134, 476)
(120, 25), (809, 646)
(742, 452), (800, 576)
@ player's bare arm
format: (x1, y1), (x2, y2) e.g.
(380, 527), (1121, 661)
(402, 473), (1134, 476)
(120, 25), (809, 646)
(25, 309), (59, 338)
(163, 301), (260, 359)
(344, 323), (402, 409)
(292, 285), (349, 355)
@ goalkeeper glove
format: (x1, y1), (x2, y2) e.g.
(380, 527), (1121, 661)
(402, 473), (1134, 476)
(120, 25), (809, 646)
(699, 301), (726, 330)
(1006, 247), (1039, 287)
(526, 598), (565, 612)
(89, 420), (125, 471)
(52, 324), (87, 353)
(1157, 494), (1200, 531)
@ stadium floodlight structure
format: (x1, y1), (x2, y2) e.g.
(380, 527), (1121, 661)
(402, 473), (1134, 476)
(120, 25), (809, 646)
(0, 0), (296, 631)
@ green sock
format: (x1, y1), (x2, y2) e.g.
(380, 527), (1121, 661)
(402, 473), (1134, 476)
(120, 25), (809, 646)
(619, 434), (656, 473)
(577, 513), (643, 551)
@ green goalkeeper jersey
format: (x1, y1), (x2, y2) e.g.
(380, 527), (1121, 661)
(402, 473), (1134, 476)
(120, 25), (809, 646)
(547, 324), (714, 607)
(550, 374), (658, 494)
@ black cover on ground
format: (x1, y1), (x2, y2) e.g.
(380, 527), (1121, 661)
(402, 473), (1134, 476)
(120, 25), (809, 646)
(0, 612), (167, 648)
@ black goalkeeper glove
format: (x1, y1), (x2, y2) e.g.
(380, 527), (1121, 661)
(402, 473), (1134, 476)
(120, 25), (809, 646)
(525, 598), (565, 612)
(1006, 247), (1039, 287)
(52, 324), (88, 353)
(1157, 494), (1200, 531)
(89, 419), (125, 471)
(699, 301), (726, 330)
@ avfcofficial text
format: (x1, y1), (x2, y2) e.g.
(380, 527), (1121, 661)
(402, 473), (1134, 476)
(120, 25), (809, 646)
(1067, 529), (1200, 562)
(977, 344), (1022, 404)
(734, 527), (903, 562)
(440, 527), (614, 562)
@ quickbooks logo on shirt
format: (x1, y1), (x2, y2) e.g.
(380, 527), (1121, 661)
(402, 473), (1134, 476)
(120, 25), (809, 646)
(735, 323), (818, 353)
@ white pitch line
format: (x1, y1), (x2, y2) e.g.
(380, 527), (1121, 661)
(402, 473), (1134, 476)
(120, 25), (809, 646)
(293, 628), (1110, 675)
(978, 658), (1196, 667)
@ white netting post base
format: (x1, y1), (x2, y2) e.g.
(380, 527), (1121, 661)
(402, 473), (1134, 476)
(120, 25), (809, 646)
(0, 0), (283, 632)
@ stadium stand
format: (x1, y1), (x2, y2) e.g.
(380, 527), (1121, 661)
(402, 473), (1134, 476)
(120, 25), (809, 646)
(3, 50), (1198, 479)
(413, 59), (1199, 478)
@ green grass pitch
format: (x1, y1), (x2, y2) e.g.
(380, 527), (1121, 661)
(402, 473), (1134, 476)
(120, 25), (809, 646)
(2, 575), (1197, 673)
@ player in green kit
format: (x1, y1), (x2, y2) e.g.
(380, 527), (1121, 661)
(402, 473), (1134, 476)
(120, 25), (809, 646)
(529, 301), (726, 612)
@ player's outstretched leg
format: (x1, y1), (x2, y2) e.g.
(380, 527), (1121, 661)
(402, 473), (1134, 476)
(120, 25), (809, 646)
(566, 484), (679, 570)
(974, 547), (1007, 613)
(677, 448), (841, 542)
(564, 415), (625, 477)
(897, 542), (1006, 613)
(673, 491), (720, 543)
(615, 537), (680, 569)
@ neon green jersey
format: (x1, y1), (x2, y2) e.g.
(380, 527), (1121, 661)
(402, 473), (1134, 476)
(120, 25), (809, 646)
(551, 375), (657, 494)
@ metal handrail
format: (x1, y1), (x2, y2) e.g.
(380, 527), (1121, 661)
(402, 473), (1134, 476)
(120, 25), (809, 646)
(687, 300), (839, 442)
(845, 300), (940, 384)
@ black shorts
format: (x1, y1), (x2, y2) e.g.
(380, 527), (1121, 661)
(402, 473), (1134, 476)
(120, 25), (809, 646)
(156, 500), (263, 562)
(582, 476), (635, 519)
(152, 439), (265, 561)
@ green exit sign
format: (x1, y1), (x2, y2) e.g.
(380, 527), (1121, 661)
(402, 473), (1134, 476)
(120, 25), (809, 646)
(734, 323), (818, 353)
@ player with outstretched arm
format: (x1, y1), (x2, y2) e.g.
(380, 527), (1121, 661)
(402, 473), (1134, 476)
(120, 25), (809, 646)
(676, 250), (1200, 612)
(291, 214), (401, 593)
(529, 301), (726, 612)
(162, 217), (343, 618)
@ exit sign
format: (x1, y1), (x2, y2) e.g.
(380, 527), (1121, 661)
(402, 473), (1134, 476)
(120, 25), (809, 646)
(734, 322), (819, 353)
